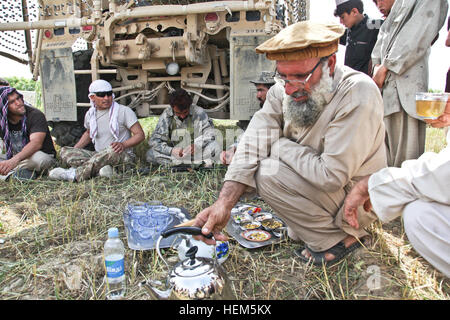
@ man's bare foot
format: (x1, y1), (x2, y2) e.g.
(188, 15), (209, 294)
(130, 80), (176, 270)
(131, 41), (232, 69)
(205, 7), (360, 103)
(300, 235), (359, 262)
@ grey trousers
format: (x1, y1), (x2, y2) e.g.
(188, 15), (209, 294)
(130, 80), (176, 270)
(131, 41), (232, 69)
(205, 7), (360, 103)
(384, 110), (426, 167)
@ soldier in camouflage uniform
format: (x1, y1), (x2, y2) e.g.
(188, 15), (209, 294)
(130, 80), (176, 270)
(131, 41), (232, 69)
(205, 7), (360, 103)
(220, 71), (275, 165)
(146, 88), (220, 166)
(49, 80), (145, 182)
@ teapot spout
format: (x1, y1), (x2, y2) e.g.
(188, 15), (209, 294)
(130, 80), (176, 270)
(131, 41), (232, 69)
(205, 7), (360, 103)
(139, 280), (172, 300)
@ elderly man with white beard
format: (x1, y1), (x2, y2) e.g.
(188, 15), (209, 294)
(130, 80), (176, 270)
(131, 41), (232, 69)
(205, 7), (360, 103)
(191, 21), (387, 266)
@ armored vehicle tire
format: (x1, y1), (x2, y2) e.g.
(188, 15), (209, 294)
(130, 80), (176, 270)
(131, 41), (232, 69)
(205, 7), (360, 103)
(49, 121), (86, 147)
(237, 120), (250, 131)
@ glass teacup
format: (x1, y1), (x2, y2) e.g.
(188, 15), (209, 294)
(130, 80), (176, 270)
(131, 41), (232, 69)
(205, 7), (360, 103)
(415, 92), (450, 119)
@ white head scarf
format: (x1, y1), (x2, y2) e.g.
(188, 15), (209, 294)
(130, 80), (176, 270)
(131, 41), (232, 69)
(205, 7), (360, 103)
(87, 80), (119, 145)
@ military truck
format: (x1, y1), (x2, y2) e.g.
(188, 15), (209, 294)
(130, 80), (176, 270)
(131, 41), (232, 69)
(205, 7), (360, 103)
(0, 0), (309, 146)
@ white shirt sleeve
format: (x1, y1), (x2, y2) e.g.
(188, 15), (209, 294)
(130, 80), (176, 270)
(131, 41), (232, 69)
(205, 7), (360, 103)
(368, 132), (450, 223)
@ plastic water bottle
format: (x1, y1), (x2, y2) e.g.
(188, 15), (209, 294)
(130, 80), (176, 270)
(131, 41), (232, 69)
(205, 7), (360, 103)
(104, 227), (126, 299)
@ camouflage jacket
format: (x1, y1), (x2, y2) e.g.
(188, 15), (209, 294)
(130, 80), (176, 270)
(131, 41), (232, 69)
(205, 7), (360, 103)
(149, 105), (217, 156)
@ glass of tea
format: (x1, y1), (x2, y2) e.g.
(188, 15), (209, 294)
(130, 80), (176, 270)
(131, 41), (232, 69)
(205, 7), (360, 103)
(415, 92), (450, 119)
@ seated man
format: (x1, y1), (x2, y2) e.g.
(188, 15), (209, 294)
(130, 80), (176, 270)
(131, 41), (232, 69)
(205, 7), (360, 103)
(0, 86), (56, 180)
(220, 71), (275, 165)
(344, 99), (450, 278)
(49, 79), (145, 182)
(191, 21), (387, 266)
(146, 88), (220, 166)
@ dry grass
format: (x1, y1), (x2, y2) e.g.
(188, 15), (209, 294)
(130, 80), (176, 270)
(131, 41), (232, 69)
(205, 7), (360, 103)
(0, 123), (448, 300)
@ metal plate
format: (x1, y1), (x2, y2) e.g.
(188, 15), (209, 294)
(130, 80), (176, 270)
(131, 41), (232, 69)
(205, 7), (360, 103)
(123, 207), (191, 250)
(40, 47), (77, 121)
(226, 203), (287, 249)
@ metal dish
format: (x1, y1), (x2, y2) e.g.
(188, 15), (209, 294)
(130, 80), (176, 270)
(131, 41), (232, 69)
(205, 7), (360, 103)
(232, 213), (252, 225)
(239, 220), (261, 231)
(253, 213), (273, 222)
(241, 230), (272, 242)
(261, 218), (284, 231)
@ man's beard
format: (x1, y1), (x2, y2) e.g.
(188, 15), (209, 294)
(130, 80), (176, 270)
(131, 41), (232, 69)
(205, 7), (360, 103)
(282, 64), (333, 128)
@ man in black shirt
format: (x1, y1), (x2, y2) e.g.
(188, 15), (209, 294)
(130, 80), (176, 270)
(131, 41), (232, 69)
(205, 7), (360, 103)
(335, 0), (383, 75)
(0, 86), (56, 180)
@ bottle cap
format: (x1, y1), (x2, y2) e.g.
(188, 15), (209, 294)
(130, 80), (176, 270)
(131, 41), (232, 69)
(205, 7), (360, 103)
(108, 227), (119, 238)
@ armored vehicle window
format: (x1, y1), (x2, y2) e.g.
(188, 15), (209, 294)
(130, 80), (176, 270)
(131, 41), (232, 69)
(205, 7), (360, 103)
(54, 28), (64, 36)
(226, 12), (240, 22)
(246, 11), (261, 21)
(69, 28), (80, 35)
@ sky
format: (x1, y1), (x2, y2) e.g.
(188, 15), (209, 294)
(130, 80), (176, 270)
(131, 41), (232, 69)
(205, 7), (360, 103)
(0, 0), (449, 90)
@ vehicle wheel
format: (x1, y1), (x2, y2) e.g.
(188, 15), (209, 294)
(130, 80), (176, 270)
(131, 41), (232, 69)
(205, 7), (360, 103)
(50, 121), (92, 149)
(237, 120), (250, 131)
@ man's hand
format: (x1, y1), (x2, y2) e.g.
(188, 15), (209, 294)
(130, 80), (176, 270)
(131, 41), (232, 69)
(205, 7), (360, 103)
(344, 175), (372, 229)
(424, 100), (450, 128)
(182, 144), (195, 157)
(110, 141), (125, 153)
(220, 147), (236, 165)
(192, 181), (247, 244)
(171, 147), (184, 158)
(193, 200), (232, 245)
(0, 158), (19, 175)
(372, 64), (388, 89)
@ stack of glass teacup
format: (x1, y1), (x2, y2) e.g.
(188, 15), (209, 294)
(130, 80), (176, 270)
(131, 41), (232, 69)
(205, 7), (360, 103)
(127, 201), (173, 243)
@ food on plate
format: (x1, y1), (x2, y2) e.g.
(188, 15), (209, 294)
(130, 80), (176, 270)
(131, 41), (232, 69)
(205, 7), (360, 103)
(239, 205), (262, 215)
(261, 219), (283, 230)
(240, 221), (261, 230)
(241, 230), (271, 242)
(254, 213), (272, 222)
(232, 213), (252, 224)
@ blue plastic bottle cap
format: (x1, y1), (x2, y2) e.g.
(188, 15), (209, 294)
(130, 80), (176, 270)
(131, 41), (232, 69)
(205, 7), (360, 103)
(108, 227), (119, 238)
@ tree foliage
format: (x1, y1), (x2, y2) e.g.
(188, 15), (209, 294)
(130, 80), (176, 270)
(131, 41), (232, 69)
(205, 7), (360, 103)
(5, 77), (42, 108)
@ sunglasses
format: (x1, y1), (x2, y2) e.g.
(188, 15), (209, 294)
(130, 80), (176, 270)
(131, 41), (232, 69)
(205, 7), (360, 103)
(95, 91), (113, 97)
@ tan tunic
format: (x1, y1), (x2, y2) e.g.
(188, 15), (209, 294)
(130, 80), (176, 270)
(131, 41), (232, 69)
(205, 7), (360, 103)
(225, 65), (387, 251)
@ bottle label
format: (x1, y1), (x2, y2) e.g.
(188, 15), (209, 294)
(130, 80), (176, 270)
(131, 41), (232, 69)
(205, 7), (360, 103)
(105, 258), (124, 278)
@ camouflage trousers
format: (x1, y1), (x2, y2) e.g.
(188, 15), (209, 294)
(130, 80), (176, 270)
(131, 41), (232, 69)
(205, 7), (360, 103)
(146, 141), (221, 166)
(60, 146), (134, 182)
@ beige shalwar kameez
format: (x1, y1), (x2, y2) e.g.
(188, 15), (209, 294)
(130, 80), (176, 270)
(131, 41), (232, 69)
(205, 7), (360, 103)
(225, 65), (387, 252)
(371, 0), (449, 167)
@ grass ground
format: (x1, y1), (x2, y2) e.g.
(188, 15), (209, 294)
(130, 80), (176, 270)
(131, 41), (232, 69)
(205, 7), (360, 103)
(0, 121), (448, 300)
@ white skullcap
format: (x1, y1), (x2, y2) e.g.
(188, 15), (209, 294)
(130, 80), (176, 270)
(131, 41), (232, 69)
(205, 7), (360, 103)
(335, 0), (350, 5)
(88, 80), (112, 97)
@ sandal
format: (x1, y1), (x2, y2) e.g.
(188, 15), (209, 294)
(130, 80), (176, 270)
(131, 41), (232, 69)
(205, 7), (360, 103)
(294, 240), (363, 266)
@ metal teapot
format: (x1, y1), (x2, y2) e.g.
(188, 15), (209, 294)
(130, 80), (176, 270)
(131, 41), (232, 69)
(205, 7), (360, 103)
(175, 234), (230, 265)
(140, 226), (235, 300)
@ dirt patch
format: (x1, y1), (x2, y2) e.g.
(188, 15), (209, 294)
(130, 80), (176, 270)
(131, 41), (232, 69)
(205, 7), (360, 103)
(0, 202), (45, 236)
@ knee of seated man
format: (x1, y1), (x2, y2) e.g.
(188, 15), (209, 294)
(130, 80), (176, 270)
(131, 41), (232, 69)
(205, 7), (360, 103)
(403, 200), (428, 237)
(145, 149), (156, 163)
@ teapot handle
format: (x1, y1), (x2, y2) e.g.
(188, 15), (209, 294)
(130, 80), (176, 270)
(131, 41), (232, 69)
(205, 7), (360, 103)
(161, 226), (213, 239)
(156, 227), (214, 273)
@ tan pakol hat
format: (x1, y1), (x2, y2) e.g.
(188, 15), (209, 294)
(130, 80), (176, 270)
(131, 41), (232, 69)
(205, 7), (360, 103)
(255, 21), (345, 61)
